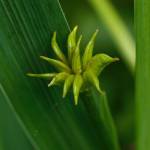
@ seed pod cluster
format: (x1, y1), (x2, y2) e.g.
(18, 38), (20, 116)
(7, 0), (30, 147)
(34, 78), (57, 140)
(27, 26), (119, 105)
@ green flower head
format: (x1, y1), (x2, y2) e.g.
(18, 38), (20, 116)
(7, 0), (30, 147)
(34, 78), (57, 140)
(27, 26), (119, 105)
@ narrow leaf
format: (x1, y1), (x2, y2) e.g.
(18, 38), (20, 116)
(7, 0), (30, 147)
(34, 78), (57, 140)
(51, 32), (68, 64)
(72, 35), (82, 73)
(63, 74), (74, 98)
(73, 74), (83, 105)
(68, 26), (78, 62)
(40, 56), (71, 73)
(48, 72), (69, 87)
(82, 30), (99, 68)
(136, 0), (150, 149)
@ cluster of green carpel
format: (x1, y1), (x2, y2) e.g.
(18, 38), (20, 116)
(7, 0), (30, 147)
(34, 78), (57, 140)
(27, 26), (119, 105)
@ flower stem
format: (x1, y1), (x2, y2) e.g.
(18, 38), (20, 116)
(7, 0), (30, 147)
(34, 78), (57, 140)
(81, 88), (120, 150)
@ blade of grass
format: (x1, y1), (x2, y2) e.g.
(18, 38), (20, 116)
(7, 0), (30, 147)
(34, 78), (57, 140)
(136, 0), (150, 149)
(87, 0), (135, 73)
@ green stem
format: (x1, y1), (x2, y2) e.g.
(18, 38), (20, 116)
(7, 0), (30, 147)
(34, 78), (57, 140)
(87, 0), (135, 73)
(81, 88), (120, 150)
(136, 0), (150, 149)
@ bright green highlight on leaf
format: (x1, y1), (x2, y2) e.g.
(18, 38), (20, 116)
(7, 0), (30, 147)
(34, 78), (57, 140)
(27, 26), (119, 105)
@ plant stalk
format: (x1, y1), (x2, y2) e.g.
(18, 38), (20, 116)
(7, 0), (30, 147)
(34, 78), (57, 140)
(81, 88), (120, 150)
(136, 0), (150, 149)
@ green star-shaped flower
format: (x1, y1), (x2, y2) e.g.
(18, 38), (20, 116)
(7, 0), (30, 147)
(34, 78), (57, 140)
(27, 26), (119, 105)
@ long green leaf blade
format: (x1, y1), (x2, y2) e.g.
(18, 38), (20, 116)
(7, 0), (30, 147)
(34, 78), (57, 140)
(136, 0), (150, 149)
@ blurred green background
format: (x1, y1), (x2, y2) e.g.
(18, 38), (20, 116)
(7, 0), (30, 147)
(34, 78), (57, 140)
(0, 0), (134, 149)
